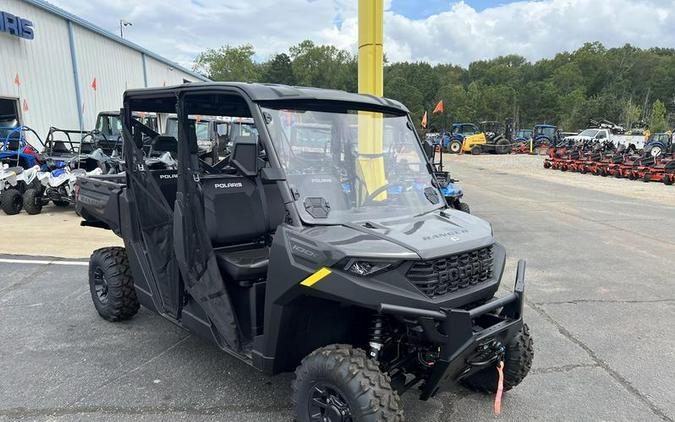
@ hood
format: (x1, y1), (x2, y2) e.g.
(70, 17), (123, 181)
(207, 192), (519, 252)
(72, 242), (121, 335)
(301, 209), (493, 261)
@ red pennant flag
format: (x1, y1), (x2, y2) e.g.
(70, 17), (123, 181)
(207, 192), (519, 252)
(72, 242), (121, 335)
(91, 77), (97, 91)
(22, 99), (29, 112)
(421, 111), (428, 129)
(432, 100), (444, 114)
(14, 73), (21, 86)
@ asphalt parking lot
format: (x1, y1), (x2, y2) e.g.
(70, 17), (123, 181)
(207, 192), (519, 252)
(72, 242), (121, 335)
(1, 155), (674, 421)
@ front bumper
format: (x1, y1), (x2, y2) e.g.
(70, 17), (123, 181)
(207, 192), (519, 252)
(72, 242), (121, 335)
(379, 260), (526, 400)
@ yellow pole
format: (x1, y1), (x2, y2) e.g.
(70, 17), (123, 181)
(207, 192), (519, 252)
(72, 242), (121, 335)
(357, 0), (386, 202)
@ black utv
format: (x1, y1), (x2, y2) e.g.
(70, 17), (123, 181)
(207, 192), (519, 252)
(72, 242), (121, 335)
(77, 82), (533, 421)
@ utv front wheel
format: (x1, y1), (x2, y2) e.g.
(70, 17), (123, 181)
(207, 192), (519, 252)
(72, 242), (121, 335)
(459, 202), (471, 213)
(22, 189), (43, 215)
(292, 344), (404, 422)
(449, 140), (462, 154)
(1, 189), (23, 215)
(462, 323), (533, 393)
(88, 247), (140, 322)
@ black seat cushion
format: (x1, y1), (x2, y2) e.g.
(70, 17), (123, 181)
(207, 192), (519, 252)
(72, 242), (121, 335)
(214, 247), (269, 281)
(151, 135), (178, 155)
(51, 141), (71, 154)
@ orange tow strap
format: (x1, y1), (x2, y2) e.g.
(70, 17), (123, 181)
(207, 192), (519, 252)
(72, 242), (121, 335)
(494, 361), (505, 415)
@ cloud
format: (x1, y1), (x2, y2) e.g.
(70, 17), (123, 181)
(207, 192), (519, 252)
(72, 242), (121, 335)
(49, 0), (675, 68)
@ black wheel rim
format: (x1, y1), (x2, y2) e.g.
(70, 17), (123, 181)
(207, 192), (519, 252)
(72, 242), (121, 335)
(308, 382), (353, 422)
(93, 267), (109, 304)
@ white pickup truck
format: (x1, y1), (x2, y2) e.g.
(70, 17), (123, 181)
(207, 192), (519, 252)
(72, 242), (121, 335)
(564, 128), (645, 149)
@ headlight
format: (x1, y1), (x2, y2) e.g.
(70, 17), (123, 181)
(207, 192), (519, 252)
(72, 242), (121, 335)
(341, 258), (400, 277)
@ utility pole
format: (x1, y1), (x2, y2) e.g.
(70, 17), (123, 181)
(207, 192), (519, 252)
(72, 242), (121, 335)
(357, 0), (385, 201)
(119, 19), (132, 38)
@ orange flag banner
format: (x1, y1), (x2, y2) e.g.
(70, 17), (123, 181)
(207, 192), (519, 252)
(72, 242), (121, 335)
(22, 99), (29, 112)
(432, 100), (444, 114)
(14, 73), (21, 86)
(91, 77), (97, 91)
(421, 111), (428, 129)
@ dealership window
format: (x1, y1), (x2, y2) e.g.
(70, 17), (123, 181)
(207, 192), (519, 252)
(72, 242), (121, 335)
(0, 98), (20, 139)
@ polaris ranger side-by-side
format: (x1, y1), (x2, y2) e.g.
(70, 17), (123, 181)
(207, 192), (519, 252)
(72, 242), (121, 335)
(77, 83), (533, 421)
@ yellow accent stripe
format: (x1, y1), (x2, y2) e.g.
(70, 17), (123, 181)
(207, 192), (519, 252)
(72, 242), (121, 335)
(300, 267), (332, 287)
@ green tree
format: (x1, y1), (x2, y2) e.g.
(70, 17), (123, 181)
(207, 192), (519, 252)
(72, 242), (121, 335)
(193, 44), (260, 82)
(261, 53), (296, 85)
(649, 99), (668, 132)
(289, 40), (356, 91)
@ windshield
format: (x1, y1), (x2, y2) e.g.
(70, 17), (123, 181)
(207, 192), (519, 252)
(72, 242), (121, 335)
(578, 129), (599, 137)
(95, 114), (122, 138)
(165, 117), (210, 141)
(262, 106), (442, 225)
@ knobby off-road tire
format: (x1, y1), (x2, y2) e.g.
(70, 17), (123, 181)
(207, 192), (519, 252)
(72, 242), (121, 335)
(462, 323), (534, 393)
(471, 146), (482, 155)
(459, 202), (471, 214)
(22, 188), (43, 215)
(89, 247), (140, 322)
(495, 139), (511, 155)
(292, 344), (404, 422)
(1, 189), (23, 215)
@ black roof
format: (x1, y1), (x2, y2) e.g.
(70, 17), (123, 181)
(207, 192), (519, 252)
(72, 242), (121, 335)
(123, 82), (409, 114)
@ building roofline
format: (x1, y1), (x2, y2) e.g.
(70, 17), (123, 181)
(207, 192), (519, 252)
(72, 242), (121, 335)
(22, 0), (210, 82)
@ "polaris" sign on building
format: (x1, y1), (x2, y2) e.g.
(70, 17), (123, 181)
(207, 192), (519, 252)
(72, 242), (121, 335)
(0, 10), (34, 40)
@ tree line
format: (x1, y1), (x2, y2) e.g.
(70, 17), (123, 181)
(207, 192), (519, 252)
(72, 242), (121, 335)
(193, 41), (675, 133)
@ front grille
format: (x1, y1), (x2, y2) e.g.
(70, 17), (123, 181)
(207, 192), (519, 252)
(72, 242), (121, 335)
(406, 246), (494, 298)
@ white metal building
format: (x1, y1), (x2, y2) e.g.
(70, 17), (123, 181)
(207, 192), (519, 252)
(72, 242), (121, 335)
(0, 0), (208, 141)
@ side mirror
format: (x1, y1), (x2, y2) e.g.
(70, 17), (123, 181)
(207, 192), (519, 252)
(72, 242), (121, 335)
(231, 137), (258, 177)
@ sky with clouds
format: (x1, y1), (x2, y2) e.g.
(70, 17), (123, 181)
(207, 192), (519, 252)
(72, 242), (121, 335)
(50, 0), (675, 69)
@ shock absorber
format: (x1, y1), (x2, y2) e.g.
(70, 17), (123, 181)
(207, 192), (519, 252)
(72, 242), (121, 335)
(369, 313), (387, 360)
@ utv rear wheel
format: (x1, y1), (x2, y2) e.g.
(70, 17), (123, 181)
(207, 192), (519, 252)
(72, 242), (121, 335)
(292, 344), (404, 422)
(664, 175), (673, 186)
(462, 323), (533, 393)
(88, 247), (139, 322)
(1, 189), (23, 215)
(22, 189), (43, 215)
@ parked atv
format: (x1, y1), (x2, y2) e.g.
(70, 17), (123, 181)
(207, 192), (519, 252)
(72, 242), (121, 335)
(78, 83), (533, 421)
(0, 164), (40, 215)
(23, 163), (103, 215)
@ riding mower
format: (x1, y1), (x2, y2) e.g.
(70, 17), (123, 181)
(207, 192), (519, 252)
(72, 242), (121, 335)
(579, 141), (616, 176)
(78, 83), (533, 421)
(637, 153), (675, 184)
